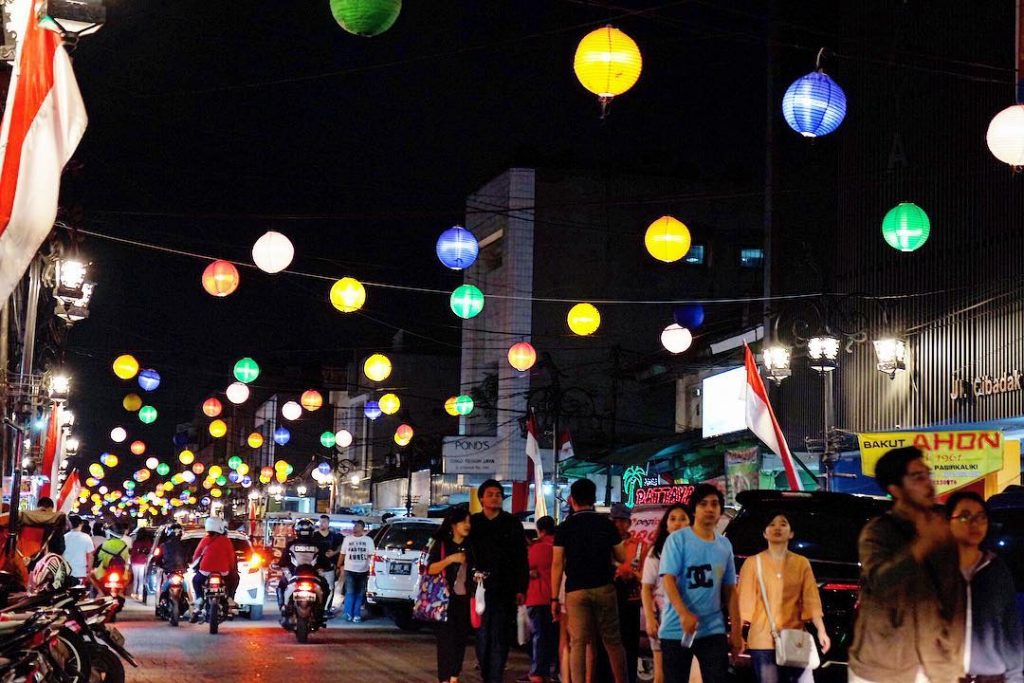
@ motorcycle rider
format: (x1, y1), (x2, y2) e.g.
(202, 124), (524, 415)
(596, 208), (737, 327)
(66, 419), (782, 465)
(153, 523), (188, 611)
(92, 522), (132, 595)
(190, 517), (238, 622)
(277, 518), (331, 625)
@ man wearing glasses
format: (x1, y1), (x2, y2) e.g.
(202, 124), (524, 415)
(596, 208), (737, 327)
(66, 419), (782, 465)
(848, 446), (965, 683)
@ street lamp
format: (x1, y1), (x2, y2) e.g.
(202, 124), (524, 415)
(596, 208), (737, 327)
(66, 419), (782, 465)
(762, 345), (792, 384)
(64, 436), (80, 454)
(807, 335), (840, 372)
(873, 338), (907, 379)
(53, 258), (95, 325)
(296, 485), (307, 496)
(49, 373), (70, 401)
(40, 0), (106, 39)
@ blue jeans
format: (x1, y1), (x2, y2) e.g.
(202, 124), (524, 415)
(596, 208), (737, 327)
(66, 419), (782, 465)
(748, 649), (813, 683)
(661, 634), (729, 683)
(475, 595), (515, 683)
(527, 606), (558, 677)
(342, 570), (368, 620)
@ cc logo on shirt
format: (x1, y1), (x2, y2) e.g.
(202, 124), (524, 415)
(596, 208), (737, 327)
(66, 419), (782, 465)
(686, 564), (714, 589)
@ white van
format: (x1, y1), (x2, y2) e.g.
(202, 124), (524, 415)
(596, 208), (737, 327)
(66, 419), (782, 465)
(364, 517), (440, 630)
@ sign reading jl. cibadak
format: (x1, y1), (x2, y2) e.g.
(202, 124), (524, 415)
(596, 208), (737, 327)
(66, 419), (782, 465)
(950, 371), (1023, 401)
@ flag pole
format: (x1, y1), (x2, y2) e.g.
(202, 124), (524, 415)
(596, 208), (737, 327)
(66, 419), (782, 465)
(552, 412), (560, 523)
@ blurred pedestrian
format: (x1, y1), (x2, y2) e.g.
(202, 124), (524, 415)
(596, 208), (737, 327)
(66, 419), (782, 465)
(91, 521), (105, 550)
(470, 479), (529, 683)
(607, 503), (648, 683)
(315, 515), (341, 615)
(427, 507), (475, 683)
(737, 512), (830, 683)
(524, 515), (558, 683)
(641, 504), (690, 683)
(848, 446), (964, 683)
(340, 520), (374, 623)
(946, 491), (1022, 683)
(62, 514), (94, 586)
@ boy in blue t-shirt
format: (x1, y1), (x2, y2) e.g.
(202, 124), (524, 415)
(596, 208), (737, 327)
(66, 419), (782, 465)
(658, 483), (741, 683)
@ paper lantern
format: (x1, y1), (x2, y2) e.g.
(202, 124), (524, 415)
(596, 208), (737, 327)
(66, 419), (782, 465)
(363, 354), (392, 382)
(300, 390), (323, 411)
(113, 354), (140, 380)
(111, 427), (127, 443)
(211, 488), (222, 499)
(179, 450), (195, 465)
(247, 432), (264, 449)
(573, 26), (642, 100)
(273, 460), (288, 473)
(329, 0), (401, 37)
(130, 441), (146, 456)
(208, 419), (227, 438)
(317, 462), (332, 477)
(137, 369), (161, 392)
(228, 455), (243, 470)
(661, 324), (693, 354)
(363, 400), (382, 420)
(252, 231), (294, 274)
(122, 393), (143, 412)
(379, 393), (401, 415)
(89, 463), (105, 479)
(202, 398), (222, 418)
(329, 277), (366, 313)
(320, 431), (337, 448)
(237, 463), (249, 476)
(139, 406), (157, 424)
(156, 463), (170, 476)
(233, 357), (260, 383)
(281, 401), (302, 421)
(202, 260), (240, 297)
(782, 71), (847, 138)
(987, 104), (1024, 167)
(436, 226), (479, 270)
(444, 396), (460, 416)
(273, 426), (291, 445)
(192, 462), (205, 475)
(450, 284), (484, 319)
(673, 304), (705, 329)
(145, 457), (158, 470)
(335, 429), (354, 448)
(226, 381), (250, 404)
(394, 423), (413, 446)
(276, 471), (287, 484)
(507, 342), (537, 372)
(241, 476), (252, 488)
(173, 432), (189, 447)
(644, 216), (691, 263)
(209, 465), (223, 478)
(881, 202), (930, 252)
(451, 394), (472, 416)
(99, 453), (117, 467)
(567, 303), (601, 336)
(136, 469), (151, 483)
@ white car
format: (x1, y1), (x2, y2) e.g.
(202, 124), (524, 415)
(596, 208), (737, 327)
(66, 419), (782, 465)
(365, 517), (440, 630)
(180, 529), (267, 620)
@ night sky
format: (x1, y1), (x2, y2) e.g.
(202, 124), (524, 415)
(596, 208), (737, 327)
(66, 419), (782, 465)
(50, 1), (849, 483)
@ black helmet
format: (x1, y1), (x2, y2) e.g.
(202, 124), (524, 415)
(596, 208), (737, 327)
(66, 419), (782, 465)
(165, 523), (183, 540)
(294, 518), (315, 539)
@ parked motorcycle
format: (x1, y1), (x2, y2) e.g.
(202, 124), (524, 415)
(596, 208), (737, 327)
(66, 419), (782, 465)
(281, 566), (325, 644)
(155, 571), (189, 627)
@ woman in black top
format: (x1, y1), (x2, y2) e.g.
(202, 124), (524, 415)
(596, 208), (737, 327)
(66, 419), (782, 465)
(427, 507), (476, 683)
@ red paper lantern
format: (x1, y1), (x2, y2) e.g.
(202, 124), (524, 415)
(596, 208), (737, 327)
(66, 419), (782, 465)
(130, 440), (146, 456)
(300, 390), (323, 412)
(507, 342), (537, 372)
(202, 397), (222, 418)
(202, 260), (240, 297)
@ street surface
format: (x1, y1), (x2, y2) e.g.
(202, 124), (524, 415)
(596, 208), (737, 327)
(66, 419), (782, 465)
(118, 600), (530, 683)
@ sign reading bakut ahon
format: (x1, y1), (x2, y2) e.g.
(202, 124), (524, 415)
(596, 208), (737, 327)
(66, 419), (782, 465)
(950, 370), (1024, 401)
(858, 430), (1004, 495)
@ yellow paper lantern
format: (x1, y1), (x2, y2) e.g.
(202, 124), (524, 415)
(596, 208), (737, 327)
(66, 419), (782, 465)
(209, 465), (223, 479)
(644, 216), (691, 263)
(567, 303), (601, 336)
(394, 423), (413, 446)
(444, 396), (460, 416)
(379, 393), (401, 415)
(209, 419), (227, 438)
(329, 277), (366, 313)
(276, 471), (287, 483)
(122, 393), (143, 412)
(247, 432), (264, 449)
(179, 450), (195, 465)
(211, 488), (222, 498)
(363, 353), (392, 382)
(112, 354), (140, 380)
(573, 25), (642, 99)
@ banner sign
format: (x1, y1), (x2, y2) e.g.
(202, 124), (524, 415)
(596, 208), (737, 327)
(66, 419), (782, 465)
(858, 430), (1004, 494)
(724, 446), (759, 507)
(627, 506), (665, 546)
(443, 436), (499, 475)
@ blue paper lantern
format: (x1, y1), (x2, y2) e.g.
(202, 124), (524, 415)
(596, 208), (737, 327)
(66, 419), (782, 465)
(673, 304), (705, 329)
(364, 400), (382, 420)
(172, 432), (189, 447)
(201, 496), (211, 506)
(241, 476), (252, 488)
(273, 426), (291, 446)
(781, 71), (847, 138)
(436, 226), (479, 270)
(137, 368), (161, 392)
(317, 462), (332, 476)
(228, 471), (240, 483)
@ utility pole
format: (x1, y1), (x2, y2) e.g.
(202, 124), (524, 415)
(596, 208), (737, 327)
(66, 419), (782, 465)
(606, 346), (620, 505)
(8, 257), (42, 540)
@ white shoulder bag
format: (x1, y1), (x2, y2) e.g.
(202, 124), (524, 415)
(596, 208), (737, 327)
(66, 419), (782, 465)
(755, 555), (820, 670)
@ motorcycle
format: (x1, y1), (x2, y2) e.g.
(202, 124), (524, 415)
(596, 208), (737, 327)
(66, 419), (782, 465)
(197, 573), (234, 635)
(281, 565), (325, 644)
(99, 568), (127, 620)
(155, 571), (189, 627)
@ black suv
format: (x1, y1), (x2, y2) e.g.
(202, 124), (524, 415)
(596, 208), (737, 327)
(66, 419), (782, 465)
(725, 490), (892, 676)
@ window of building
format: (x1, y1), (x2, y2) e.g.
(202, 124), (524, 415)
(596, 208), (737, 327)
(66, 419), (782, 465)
(740, 248), (764, 268)
(683, 245), (705, 265)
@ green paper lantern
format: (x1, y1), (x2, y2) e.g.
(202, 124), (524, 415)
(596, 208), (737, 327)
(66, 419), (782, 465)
(450, 285), (484, 319)
(216, 476), (228, 486)
(329, 0), (401, 37)
(233, 357), (260, 383)
(156, 462), (170, 476)
(881, 202), (930, 252)
(139, 406), (158, 424)
(455, 394), (474, 416)
(320, 431), (337, 448)
(228, 456), (243, 470)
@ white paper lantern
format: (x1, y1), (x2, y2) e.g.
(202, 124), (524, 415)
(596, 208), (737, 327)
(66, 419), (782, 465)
(281, 400), (302, 421)
(226, 381), (250, 405)
(110, 427), (127, 443)
(661, 324), (693, 354)
(335, 429), (353, 448)
(987, 104), (1024, 167)
(252, 231), (294, 274)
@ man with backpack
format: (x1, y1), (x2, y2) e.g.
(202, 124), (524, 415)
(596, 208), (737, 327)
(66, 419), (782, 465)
(92, 523), (132, 591)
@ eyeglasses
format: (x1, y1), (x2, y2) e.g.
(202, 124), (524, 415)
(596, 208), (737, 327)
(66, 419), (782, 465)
(952, 512), (988, 525)
(904, 469), (932, 483)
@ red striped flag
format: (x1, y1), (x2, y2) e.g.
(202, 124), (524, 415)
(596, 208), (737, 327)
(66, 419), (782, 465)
(744, 343), (803, 490)
(0, 0), (87, 300)
(56, 469), (79, 513)
(525, 415), (547, 518)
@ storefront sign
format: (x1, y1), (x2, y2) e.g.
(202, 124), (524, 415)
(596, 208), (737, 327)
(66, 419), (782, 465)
(627, 506), (665, 546)
(724, 446), (759, 507)
(442, 436), (499, 474)
(858, 430), (1003, 494)
(634, 484), (696, 507)
(950, 371), (1023, 401)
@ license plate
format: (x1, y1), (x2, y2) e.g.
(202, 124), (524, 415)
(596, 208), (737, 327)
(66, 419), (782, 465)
(389, 562), (411, 576)
(106, 626), (125, 648)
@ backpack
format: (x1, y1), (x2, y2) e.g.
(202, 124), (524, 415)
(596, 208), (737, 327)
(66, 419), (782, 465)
(98, 538), (128, 572)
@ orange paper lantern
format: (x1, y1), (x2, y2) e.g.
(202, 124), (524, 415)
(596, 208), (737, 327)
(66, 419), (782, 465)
(202, 397), (222, 418)
(202, 260), (240, 297)
(507, 342), (537, 372)
(130, 440), (146, 456)
(300, 390), (323, 412)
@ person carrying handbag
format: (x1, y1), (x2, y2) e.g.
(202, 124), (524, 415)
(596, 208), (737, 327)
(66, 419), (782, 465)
(737, 512), (830, 683)
(426, 507), (476, 683)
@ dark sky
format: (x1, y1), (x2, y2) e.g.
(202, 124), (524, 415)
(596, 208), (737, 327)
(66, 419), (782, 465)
(51, 0), (847, 483)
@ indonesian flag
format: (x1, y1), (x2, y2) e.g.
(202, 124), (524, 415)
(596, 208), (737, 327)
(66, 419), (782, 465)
(557, 430), (574, 462)
(744, 343), (803, 490)
(38, 402), (59, 498)
(0, 0), (88, 301)
(56, 469), (79, 513)
(525, 415), (547, 518)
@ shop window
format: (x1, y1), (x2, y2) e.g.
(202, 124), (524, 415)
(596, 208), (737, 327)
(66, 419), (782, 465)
(683, 244), (705, 265)
(740, 248), (764, 268)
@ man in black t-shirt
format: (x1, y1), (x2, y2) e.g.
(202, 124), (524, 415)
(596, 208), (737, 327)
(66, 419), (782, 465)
(551, 478), (629, 683)
(315, 515), (342, 615)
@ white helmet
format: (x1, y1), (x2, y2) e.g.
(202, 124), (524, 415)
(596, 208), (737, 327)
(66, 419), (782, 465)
(204, 517), (226, 534)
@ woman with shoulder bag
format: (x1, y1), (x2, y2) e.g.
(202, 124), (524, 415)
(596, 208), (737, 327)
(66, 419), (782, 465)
(427, 507), (475, 683)
(737, 512), (830, 683)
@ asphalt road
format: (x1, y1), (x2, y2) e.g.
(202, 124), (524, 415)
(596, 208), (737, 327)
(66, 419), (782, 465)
(117, 599), (531, 683)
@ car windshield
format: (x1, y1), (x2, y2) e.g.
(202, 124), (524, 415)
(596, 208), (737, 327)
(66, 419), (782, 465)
(182, 537), (252, 561)
(378, 524), (435, 552)
(989, 508), (1024, 591)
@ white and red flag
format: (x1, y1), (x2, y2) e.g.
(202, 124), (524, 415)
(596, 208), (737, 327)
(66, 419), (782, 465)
(744, 343), (803, 490)
(0, 0), (87, 300)
(525, 415), (548, 518)
(557, 429), (574, 462)
(56, 469), (79, 513)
